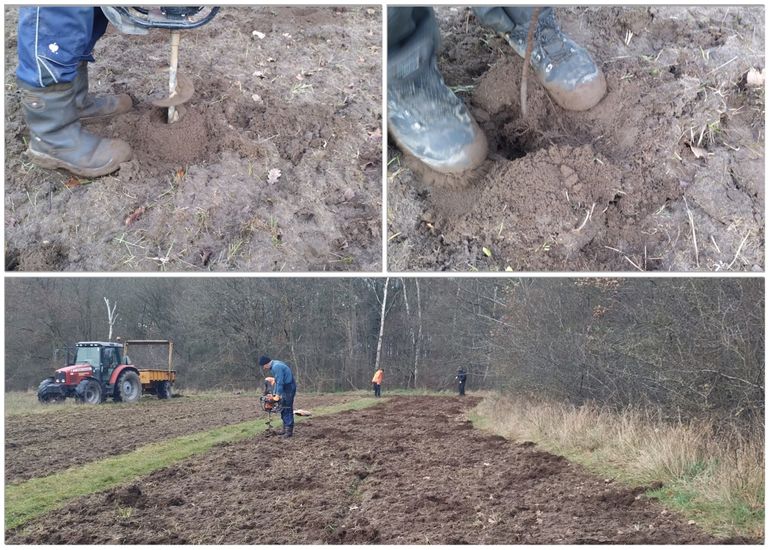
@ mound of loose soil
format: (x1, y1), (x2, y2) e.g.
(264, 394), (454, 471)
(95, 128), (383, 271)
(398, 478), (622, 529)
(4, 393), (355, 483)
(4, 6), (382, 271)
(388, 6), (764, 271)
(6, 396), (744, 544)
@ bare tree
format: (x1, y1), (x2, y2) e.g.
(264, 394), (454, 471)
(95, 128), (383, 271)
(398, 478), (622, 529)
(373, 277), (390, 374)
(103, 297), (118, 340)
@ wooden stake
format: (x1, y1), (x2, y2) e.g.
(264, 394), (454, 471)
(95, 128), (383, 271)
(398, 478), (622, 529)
(168, 30), (181, 123)
(521, 8), (541, 118)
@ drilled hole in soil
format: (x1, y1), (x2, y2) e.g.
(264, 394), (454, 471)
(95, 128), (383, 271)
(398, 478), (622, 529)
(131, 106), (216, 167)
(497, 130), (542, 160)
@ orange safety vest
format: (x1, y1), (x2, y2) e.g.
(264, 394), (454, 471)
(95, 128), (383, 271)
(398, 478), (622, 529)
(372, 369), (383, 384)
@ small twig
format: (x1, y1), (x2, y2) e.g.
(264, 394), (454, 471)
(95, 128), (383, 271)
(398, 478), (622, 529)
(520, 8), (541, 118)
(683, 197), (699, 268)
(727, 231), (751, 270)
(575, 203), (596, 231)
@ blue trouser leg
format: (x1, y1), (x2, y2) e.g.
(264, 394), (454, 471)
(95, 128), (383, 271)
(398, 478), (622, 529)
(280, 382), (296, 428)
(17, 7), (109, 88)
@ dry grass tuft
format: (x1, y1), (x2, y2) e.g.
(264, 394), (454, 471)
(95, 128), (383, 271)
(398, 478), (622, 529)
(473, 394), (764, 539)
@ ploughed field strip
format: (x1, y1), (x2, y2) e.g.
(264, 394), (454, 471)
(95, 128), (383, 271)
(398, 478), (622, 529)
(5, 393), (354, 483)
(7, 396), (726, 544)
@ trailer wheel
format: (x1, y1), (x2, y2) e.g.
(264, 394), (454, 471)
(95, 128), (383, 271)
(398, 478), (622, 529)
(157, 381), (172, 399)
(75, 379), (103, 405)
(117, 371), (142, 403)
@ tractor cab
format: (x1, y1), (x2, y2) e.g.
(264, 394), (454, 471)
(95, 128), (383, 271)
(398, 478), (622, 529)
(70, 342), (125, 383)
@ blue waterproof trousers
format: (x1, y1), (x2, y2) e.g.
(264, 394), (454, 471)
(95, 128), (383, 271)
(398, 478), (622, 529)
(280, 381), (296, 428)
(17, 7), (108, 88)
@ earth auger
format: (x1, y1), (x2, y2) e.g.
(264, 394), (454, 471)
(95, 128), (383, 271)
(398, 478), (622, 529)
(259, 393), (283, 434)
(101, 7), (220, 123)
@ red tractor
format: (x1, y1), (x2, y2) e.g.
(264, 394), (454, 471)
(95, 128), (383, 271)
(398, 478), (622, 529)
(37, 340), (176, 405)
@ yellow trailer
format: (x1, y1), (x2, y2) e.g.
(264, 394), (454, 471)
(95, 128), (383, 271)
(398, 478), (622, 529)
(124, 340), (176, 398)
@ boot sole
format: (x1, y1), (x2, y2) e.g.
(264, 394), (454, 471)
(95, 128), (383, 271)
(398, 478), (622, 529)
(27, 149), (130, 179)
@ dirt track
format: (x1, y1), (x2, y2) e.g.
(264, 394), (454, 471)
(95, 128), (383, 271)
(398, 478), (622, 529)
(7, 396), (740, 544)
(4, 393), (353, 483)
(5, 7), (381, 272)
(388, 6), (764, 271)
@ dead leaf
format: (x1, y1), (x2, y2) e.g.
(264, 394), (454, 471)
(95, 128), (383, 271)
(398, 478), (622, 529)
(267, 168), (282, 184)
(63, 176), (82, 188)
(746, 67), (764, 88)
(124, 206), (146, 226)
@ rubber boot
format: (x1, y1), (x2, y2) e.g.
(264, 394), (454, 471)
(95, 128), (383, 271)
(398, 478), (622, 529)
(478, 8), (606, 111)
(19, 80), (132, 178)
(73, 61), (133, 120)
(274, 426), (286, 436)
(283, 425), (294, 438)
(388, 7), (487, 174)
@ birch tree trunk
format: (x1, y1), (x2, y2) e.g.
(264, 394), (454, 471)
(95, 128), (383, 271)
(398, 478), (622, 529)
(103, 297), (117, 340)
(373, 277), (389, 373)
(413, 280), (422, 388)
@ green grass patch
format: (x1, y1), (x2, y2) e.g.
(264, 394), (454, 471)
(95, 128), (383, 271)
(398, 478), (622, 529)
(5, 397), (381, 530)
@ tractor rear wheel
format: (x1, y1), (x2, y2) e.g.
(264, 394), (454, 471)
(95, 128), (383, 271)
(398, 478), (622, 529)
(117, 371), (142, 403)
(75, 379), (103, 405)
(157, 381), (172, 399)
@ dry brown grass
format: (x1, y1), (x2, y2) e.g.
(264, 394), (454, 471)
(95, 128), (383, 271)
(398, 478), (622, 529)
(472, 394), (764, 539)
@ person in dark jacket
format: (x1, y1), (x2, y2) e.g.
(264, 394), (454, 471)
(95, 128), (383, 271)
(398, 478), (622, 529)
(456, 367), (467, 396)
(259, 355), (296, 438)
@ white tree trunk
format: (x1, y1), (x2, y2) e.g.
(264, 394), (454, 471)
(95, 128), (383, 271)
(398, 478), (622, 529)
(414, 279), (422, 388)
(103, 297), (118, 340)
(373, 277), (389, 373)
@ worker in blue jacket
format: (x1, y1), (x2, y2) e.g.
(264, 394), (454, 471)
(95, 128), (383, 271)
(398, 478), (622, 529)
(259, 355), (296, 438)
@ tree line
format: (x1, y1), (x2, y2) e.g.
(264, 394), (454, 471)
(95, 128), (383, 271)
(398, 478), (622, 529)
(5, 277), (763, 429)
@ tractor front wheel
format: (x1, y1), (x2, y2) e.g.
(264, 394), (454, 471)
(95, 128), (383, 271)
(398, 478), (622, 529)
(157, 381), (172, 399)
(117, 371), (142, 403)
(75, 379), (103, 405)
(37, 378), (64, 403)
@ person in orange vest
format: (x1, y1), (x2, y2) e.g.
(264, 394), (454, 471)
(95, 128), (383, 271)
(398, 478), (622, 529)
(372, 368), (384, 397)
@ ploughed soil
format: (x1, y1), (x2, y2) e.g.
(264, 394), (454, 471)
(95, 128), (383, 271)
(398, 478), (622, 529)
(4, 7), (382, 272)
(5, 392), (355, 483)
(388, 7), (764, 271)
(6, 396), (745, 544)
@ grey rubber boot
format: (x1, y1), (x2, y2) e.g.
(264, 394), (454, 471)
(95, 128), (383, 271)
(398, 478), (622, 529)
(388, 7), (487, 174)
(20, 80), (132, 178)
(474, 7), (606, 111)
(282, 425), (294, 438)
(73, 61), (133, 120)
